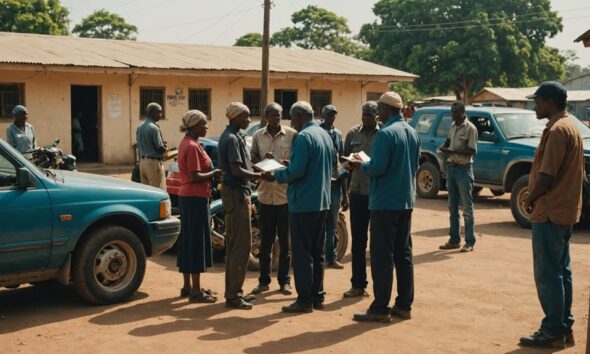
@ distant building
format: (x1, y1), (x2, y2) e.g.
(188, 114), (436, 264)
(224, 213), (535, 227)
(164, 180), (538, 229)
(574, 29), (590, 47)
(0, 32), (416, 164)
(563, 74), (590, 120)
(471, 87), (536, 109)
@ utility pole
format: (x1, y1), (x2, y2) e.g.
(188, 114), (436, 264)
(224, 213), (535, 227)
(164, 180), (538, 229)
(260, 0), (271, 127)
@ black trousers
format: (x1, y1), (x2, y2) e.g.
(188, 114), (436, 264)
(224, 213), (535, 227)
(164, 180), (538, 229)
(290, 211), (328, 306)
(349, 193), (370, 289)
(258, 203), (291, 286)
(369, 209), (414, 315)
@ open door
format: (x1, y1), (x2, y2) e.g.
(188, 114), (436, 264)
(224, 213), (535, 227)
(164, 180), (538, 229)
(71, 86), (101, 162)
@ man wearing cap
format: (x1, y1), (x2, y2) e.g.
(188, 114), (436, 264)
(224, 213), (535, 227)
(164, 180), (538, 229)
(350, 91), (419, 323)
(519, 82), (583, 348)
(342, 101), (379, 298)
(136, 102), (167, 189)
(267, 101), (334, 313)
(320, 104), (349, 269)
(218, 102), (271, 310)
(6, 105), (36, 153)
(438, 101), (478, 252)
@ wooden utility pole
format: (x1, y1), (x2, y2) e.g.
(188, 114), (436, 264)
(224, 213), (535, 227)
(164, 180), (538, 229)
(260, 0), (271, 127)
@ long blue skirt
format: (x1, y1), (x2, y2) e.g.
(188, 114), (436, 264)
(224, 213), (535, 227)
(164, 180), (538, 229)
(177, 196), (213, 274)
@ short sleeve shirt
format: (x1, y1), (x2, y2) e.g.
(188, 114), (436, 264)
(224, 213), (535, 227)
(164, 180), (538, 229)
(447, 119), (478, 165)
(344, 123), (379, 196)
(528, 112), (584, 225)
(218, 125), (252, 190)
(178, 136), (213, 198)
(136, 117), (165, 158)
(6, 123), (36, 153)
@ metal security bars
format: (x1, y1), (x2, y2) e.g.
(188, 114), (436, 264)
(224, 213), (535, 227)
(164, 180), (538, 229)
(188, 89), (211, 117)
(0, 84), (24, 119)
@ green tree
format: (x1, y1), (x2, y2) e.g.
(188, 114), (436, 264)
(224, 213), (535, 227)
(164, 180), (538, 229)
(234, 32), (263, 47)
(72, 9), (138, 40)
(361, 0), (564, 102)
(0, 0), (69, 35)
(562, 49), (590, 82)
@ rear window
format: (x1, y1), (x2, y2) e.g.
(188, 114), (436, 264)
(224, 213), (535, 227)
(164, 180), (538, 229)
(414, 113), (437, 134)
(436, 115), (453, 138)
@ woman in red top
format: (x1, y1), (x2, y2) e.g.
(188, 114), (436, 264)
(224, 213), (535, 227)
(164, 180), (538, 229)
(177, 110), (221, 303)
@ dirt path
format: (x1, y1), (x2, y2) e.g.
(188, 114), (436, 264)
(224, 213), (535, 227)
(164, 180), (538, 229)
(1, 189), (588, 354)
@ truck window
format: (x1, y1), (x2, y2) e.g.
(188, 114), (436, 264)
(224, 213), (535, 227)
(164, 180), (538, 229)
(435, 115), (453, 138)
(469, 115), (495, 139)
(414, 113), (437, 134)
(0, 153), (17, 188)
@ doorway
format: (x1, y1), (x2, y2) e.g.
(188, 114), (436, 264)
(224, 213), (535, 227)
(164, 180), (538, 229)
(274, 89), (297, 119)
(71, 85), (101, 162)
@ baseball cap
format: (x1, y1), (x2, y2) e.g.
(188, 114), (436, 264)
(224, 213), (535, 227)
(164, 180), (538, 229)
(321, 105), (338, 115)
(526, 81), (567, 101)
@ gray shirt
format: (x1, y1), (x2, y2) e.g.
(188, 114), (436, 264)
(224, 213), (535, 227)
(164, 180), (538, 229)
(136, 117), (165, 158)
(344, 123), (379, 196)
(218, 125), (252, 190)
(6, 122), (36, 153)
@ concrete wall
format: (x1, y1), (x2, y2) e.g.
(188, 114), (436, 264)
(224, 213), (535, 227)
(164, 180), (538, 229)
(0, 68), (387, 164)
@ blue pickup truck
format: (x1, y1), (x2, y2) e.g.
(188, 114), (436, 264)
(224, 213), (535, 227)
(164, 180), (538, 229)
(410, 106), (590, 228)
(0, 138), (180, 304)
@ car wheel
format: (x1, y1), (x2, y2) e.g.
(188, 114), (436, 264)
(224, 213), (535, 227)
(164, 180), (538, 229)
(335, 213), (349, 261)
(416, 162), (441, 198)
(72, 225), (146, 304)
(510, 175), (532, 229)
(491, 188), (505, 197)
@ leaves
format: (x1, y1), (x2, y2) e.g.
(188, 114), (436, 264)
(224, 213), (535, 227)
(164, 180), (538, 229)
(72, 9), (138, 40)
(0, 0), (69, 35)
(234, 32), (263, 47)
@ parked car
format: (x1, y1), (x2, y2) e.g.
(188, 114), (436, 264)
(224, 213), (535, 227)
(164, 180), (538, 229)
(410, 106), (590, 228)
(0, 138), (180, 304)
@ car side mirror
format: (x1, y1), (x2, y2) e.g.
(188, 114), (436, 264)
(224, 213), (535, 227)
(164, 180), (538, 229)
(480, 132), (498, 143)
(16, 167), (33, 188)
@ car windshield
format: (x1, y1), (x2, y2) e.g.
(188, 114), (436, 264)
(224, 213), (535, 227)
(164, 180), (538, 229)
(494, 112), (590, 140)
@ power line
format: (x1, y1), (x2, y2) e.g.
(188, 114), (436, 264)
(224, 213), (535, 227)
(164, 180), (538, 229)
(210, 0), (258, 44)
(142, 5), (260, 32)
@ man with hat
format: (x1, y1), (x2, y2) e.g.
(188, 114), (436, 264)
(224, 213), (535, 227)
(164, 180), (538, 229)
(6, 105), (36, 153)
(519, 81), (583, 348)
(218, 102), (271, 310)
(320, 104), (349, 269)
(136, 102), (167, 189)
(349, 92), (420, 323)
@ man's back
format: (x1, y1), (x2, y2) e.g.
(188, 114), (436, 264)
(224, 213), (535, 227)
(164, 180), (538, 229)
(136, 118), (164, 158)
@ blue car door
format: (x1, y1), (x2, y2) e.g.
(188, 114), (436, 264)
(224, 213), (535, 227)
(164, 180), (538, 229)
(467, 113), (501, 183)
(0, 149), (53, 274)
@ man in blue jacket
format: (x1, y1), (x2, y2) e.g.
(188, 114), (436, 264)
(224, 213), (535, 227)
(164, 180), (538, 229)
(269, 101), (334, 313)
(350, 92), (420, 323)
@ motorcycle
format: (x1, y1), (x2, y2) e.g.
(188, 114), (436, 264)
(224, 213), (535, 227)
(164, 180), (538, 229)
(25, 138), (77, 171)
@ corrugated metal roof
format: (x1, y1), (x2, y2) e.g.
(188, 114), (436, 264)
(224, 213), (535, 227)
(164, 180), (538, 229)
(475, 87), (590, 102)
(568, 90), (590, 102)
(0, 32), (417, 81)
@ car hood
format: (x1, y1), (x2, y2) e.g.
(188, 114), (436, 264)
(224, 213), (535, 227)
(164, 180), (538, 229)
(508, 137), (590, 154)
(54, 170), (167, 197)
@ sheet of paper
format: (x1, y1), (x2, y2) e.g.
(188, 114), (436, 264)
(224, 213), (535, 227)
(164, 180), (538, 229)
(341, 151), (370, 162)
(253, 159), (284, 172)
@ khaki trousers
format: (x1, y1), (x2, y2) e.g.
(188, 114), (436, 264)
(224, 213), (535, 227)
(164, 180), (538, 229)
(139, 158), (165, 190)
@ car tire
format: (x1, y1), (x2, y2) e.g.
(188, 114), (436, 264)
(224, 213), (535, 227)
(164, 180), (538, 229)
(72, 225), (146, 305)
(335, 213), (349, 261)
(510, 175), (532, 229)
(491, 188), (505, 197)
(416, 162), (441, 199)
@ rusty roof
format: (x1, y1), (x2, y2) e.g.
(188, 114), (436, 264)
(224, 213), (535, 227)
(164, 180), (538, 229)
(0, 32), (417, 81)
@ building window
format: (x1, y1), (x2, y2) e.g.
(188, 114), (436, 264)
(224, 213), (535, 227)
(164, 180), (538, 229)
(310, 90), (331, 117)
(366, 92), (383, 102)
(140, 87), (165, 119)
(0, 84), (25, 120)
(274, 89), (297, 119)
(189, 89), (211, 117)
(243, 89), (261, 117)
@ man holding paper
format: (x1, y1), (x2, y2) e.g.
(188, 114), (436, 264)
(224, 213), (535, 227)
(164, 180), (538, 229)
(250, 103), (297, 296)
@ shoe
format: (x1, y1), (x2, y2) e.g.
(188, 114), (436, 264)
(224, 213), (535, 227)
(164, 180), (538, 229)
(225, 298), (253, 310)
(251, 284), (269, 294)
(326, 261), (344, 269)
(313, 301), (325, 310)
(390, 305), (411, 320)
(460, 244), (474, 252)
(353, 311), (391, 323)
(189, 292), (217, 303)
(282, 301), (313, 313)
(180, 288), (191, 297)
(343, 287), (368, 298)
(439, 241), (460, 250)
(279, 283), (292, 295)
(519, 330), (565, 348)
(565, 329), (575, 346)
(240, 294), (257, 302)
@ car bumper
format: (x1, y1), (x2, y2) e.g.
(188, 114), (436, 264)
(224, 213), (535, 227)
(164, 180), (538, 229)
(149, 216), (181, 256)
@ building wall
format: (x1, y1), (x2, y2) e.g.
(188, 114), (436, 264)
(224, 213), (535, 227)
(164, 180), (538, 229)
(564, 74), (590, 90)
(0, 68), (387, 164)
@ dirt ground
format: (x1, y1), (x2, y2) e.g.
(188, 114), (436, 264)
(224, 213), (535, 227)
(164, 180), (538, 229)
(1, 183), (589, 354)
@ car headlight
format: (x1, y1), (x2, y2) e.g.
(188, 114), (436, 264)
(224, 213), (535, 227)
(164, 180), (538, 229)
(160, 199), (171, 219)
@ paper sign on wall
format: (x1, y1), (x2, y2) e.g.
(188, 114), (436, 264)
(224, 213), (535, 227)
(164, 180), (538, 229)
(108, 94), (122, 118)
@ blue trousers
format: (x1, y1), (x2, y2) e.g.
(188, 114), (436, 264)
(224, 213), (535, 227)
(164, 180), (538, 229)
(532, 222), (574, 337)
(325, 186), (341, 263)
(446, 164), (475, 245)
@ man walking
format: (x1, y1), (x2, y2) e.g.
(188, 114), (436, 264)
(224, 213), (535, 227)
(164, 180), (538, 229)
(218, 102), (270, 310)
(250, 103), (297, 296)
(438, 101), (478, 252)
(519, 82), (583, 348)
(136, 103), (167, 190)
(6, 105), (36, 153)
(342, 101), (379, 298)
(271, 101), (334, 313)
(351, 91), (419, 323)
(320, 105), (348, 269)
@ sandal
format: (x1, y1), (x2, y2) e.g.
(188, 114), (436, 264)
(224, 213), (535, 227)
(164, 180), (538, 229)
(201, 288), (217, 296)
(189, 292), (217, 303)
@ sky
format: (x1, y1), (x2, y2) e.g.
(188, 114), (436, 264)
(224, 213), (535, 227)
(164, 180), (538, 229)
(62, 0), (590, 67)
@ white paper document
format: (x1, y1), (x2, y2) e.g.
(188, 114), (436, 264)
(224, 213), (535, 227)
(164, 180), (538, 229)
(253, 159), (285, 172)
(341, 151), (371, 162)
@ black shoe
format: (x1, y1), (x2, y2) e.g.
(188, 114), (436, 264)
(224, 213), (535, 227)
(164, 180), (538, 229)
(326, 261), (344, 269)
(225, 298), (253, 310)
(251, 284), (269, 294)
(279, 283), (292, 295)
(313, 301), (325, 310)
(353, 311), (391, 323)
(240, 294), (257, 302)
(343, 287), (368, 298)
(282, 301), (313, 313)
(519, 331), (565, 348)
(390, 305), (411, 320)
(565, 329), (575, 346)
(180, 288), (191, 297)
(439, 241), (460, 250)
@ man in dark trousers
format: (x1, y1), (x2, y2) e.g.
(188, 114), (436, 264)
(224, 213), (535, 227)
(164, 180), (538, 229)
(270, 101), (334, 313)
(342, 101), (379, 298)
(519, 82), (583, 348)
(350, 91), (420, 323)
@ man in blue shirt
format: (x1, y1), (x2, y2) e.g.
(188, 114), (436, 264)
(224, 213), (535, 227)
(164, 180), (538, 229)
(136, 103), (167, 189)
(6, 105), (36, 153)
(270, 101), (334, 313)
(350, 92), (420, 323)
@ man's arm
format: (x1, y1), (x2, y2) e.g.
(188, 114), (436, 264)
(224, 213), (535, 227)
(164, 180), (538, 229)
(275, 134), (309, 183)
(344, 130), (353, 157)
(6, 127), (15, 148)
(360, 132), (391, 177)
(151, 127), (166, 154)
(225, 135), (262, 180)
